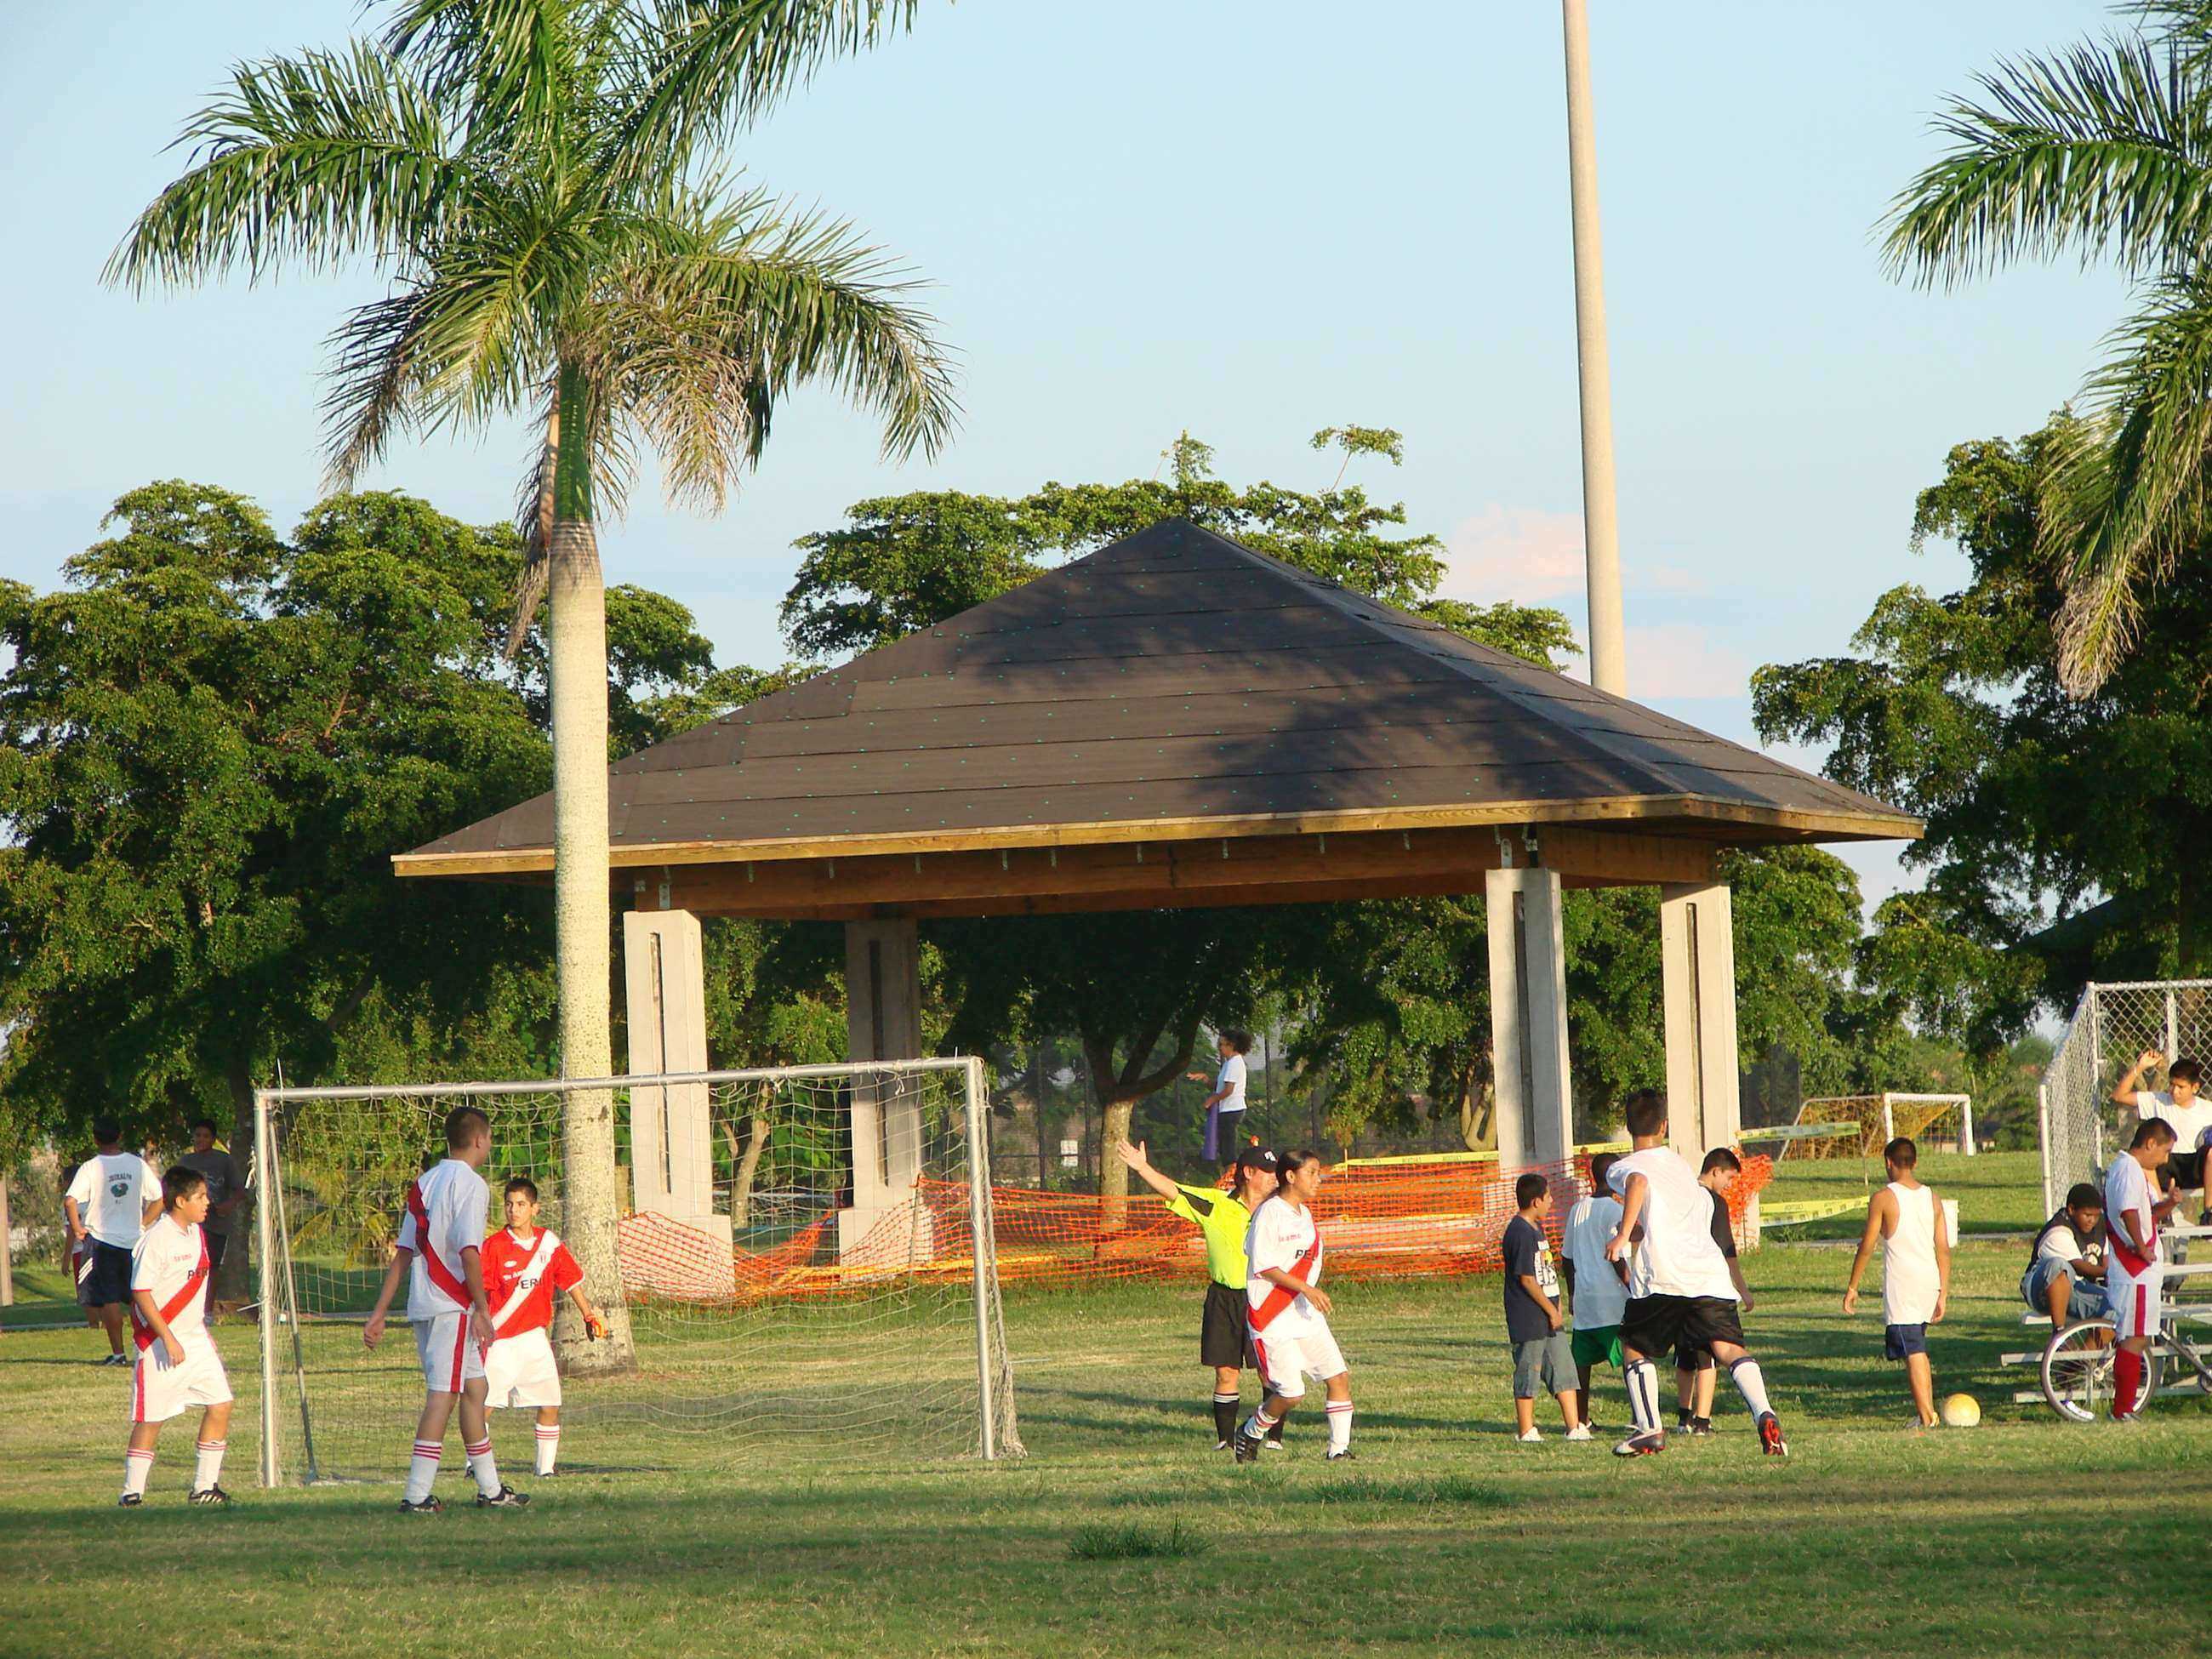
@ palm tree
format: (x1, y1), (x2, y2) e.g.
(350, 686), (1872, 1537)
(109, 0), (957, 1370)
(1881, 1), (2212, 694)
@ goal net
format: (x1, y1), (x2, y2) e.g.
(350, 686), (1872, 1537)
(2041, 979), (2212, 1210)
(1782, 1094), (1972, 1160)
(252, 1059), (1019, 1487)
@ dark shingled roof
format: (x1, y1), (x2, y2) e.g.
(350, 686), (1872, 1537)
(400, 518), (1918, 873)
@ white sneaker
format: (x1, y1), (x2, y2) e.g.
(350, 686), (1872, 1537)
(1565, 1424), (1593, 1441)
(1516, 1428), (1542, 1443)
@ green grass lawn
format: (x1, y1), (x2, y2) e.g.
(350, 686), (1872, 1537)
(1760, 1149), (2045, 1240)
(6, 1223), (2210, 1657)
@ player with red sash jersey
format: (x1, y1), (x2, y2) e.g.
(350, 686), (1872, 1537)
(482, 1177), (607, 1477)
(1234, 1149), (1356, 1462)
(118, 1166), (233, 1507)
(2105, 1118), (2176, 1422)
(363, 1106), (527, 1512)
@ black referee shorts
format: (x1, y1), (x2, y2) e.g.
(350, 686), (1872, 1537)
(1621, 1293), (1744, 1363)
(1200, 1280), (1257, 1369)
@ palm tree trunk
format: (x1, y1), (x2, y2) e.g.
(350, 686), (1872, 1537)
(546, 367), (633, 1373)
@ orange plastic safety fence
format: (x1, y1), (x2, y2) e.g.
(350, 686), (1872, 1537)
(611, 1151), (1773, 1305)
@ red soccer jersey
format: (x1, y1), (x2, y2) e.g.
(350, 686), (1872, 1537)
(482, 1226), (583, 1339)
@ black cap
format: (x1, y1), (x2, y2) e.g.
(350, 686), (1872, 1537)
(1235, 1144), (1283, 1173)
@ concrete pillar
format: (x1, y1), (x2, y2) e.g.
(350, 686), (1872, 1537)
(622, 909), (733, 1274)
(1487, 867), (1574, 1169)
(1661, 881), (1742, 1161)
(841, 919), (929, 1263)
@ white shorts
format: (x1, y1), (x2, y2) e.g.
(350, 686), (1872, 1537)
(1250, 1321), (1347, 1399)
(413, 1313), (487, 1394)
(131, 1338), (232, 1424)
(484, 1326), (562, 1409)
(2108, 1263), (2163, 1343)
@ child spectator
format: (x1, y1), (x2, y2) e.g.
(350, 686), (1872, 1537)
(1503, 1172), (1587, 1443)
(1675, 1147), (1755, 1436)
(1559, 1151), (1627, 1429)
(1194, 1031), (1253, 1164)
(1842, 1137), (1951, 1429)
(2112, 1052), (2211, 1223)
(2021, 1183), (2107, 1332)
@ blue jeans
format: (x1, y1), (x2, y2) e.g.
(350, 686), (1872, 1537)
(2021, 1257), (2108, 1322)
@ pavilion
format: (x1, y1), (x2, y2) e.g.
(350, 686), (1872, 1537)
(399, 518), (1920, 1230)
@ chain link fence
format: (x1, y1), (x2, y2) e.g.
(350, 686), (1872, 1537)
(2040, 980), (2212, 1212)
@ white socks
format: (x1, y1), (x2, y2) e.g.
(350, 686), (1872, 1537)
(1729, 1358), (1773, 1420)
(466, 1437), (501, 1498)
(193, 1439), (226, 1491)
(1241, 1409), (1281, 1441)
(1325, 1400), (1353, 1454)
(534, 1423), (560, 1476)
(1624, 1360), (1662, 1435)
(405, 1440), (442, 1503)
(123, 1447), (155, 1499)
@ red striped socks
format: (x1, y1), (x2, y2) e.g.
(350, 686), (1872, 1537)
(193, 1439), (226, 1491)
(466, 1437), (501, 1497)
(534, 1424), (560, 1476)
(404, 1439), (442, 1503)
(1325, 1399), (1354, 1454)
(122, 1447), (155, 1499)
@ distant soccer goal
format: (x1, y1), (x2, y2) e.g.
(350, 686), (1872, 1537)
(252, 1059), (1020, 1487)
(2040, 980), (2212, 1211)
(1781, 1093), (1974, 1160)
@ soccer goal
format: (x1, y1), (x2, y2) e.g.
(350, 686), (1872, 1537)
(2040, 980), (2212, 1211)
(251, 1058), (1021, 1486)
(1782, 1094), (1974, 1160)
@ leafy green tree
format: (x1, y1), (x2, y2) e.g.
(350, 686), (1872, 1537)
(784, 428), (1576, 1203)
(1753, 423), (2212, 1053)
(1882, 0), (2212, 691)
(0, 482), (741, 1297)
(109, 0), (959, 1364)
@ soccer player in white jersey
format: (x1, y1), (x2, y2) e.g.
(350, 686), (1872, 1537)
(482, 1177), (606, 1477)
(362, 1105), (527, 1511)
(2104, 1118), (2176, 1422)
(119, 1166), (233, 1507)
(1605, 1091), (1787, 1458)
(1234, 1149), (1355, 1462)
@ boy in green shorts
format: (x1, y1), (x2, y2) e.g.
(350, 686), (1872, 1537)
(1115, 1138), (1285, 1449)
(1559, 1150), (1627, 1426)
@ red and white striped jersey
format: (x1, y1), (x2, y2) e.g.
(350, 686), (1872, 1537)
(482, 1226), (582, 1339)
(2104, 1154), (2162, 1276)
(397, 1159), (490, 1320)
(129, 1215), (211, 1350)
(1245, 1194), (1326, 1337)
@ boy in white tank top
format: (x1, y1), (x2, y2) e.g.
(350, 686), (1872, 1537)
(1841, 1137), (1951, 1428)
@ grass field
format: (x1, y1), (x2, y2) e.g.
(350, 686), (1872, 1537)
(6, 1160), (2210, 1656)
(1759, 1149), (2046, 1240)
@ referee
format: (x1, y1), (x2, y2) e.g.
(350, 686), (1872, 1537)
(1114, 1138), (1286, 1450)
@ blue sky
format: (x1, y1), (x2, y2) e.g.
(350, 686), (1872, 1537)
(0, 0), (2134, 908)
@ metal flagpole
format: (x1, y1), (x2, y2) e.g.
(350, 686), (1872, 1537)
(1561, 0), (1627, 697)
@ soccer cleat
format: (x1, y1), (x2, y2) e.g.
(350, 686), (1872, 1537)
(475, 1484), (531, 1508)
(1515, 1428), (1542, 1444)
(1689, 1417), (1713, 1437)
(1758, 1412), (1789, 1457)
(397, 1495), (444, 1514)
(1212, 1439), (1231, 1452)
(1565, 1424), (1593, 1442)
(186, 1485), (231, 1507)
(1612, 1431), (1665, 1457)
(1325, 1448), (1356, 1462)
(117, 1493), (144, 1508)
(100, 1353), (131, 1368)
(2111, 1409), (2143, 1425)
(1232, 1428), (1265, 1464)
(1676, 1409), (1695, 1431)
(1263, 1436), (1286, 1451)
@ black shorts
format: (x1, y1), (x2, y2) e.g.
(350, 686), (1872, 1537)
(1201, 1280), (1257, 1369)
(83, 1240), (134, 1308)
(204, 1230), (229, 1273)
(2166, 1148), (2207, 1190)
(1621, 1294), (1744, 1363)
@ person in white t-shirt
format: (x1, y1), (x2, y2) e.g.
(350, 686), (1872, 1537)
(63, 1116), (163, 1368)
(1605, 1091), (1788, 1459)
(1559, 1150), (1628, 1428)
(1234, 1149), (1355, 1462)
(2105, 1118), (2176, 1422)
(118, 1165), (234, 1507)
(2112, 1052), (2212, 1223)
(362, 1106), (527, 1513)
(1193, 1030), (1253, 1165)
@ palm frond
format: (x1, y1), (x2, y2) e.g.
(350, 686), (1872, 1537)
(1880, 31), (2212, 287)
(2042, 274), (2212, 690)
(383, 0), (585, 154)
(613, 0), (923, 171)
(105, 40), (469, 291)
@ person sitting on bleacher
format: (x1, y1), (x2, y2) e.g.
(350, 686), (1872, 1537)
(2021, 1183), (2107, 1334)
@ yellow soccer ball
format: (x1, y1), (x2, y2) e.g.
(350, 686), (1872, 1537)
(1940, 1393), (1981, 1428)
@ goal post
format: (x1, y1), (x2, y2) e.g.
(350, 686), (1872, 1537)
(253, 1058), (1020, 1486)
(1784, 1094), (1973, 1160)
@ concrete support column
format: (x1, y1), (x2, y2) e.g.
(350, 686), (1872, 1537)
(1487, 867), (1574, 1170)
(1661, 881), (1742, 1162)
(841, 918), (928, 1263)
(622, 909), (733, 1275)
